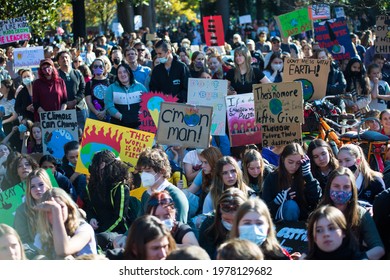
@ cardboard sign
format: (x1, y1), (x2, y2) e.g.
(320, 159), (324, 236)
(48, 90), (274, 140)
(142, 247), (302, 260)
(314, 18), (355, 61)
(0, 183), (25, 226)
(40, 110), (79, 160)
(139, 92), (178, 134)
(275, 220), (308, 255)
(134, 15), (142, 30)
(239, 15), (252, 25)
(0, 16), (31, 44)
(187, 78), (227, 136)
(309, 4), (330, 20)
(203, 15), (225, 47)
(283, 58), (330, 101)
(226, 93), (262, 147)
(156, 102), (212, 148)
(75, 119), (155, 175)
(14, 46), (44, 68)
(275, 8), (312, 39)
(375, 15), (390, 55)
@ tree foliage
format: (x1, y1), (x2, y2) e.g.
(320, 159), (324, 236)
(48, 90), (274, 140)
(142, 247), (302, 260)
(85, 0), (117, 33)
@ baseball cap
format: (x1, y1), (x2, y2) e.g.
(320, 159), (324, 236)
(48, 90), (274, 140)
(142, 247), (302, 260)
(246, 39), (255, 46)
(271, 36), (281, 42)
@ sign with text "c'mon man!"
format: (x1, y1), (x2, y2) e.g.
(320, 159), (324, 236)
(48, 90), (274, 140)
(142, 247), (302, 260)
(156, 102), (212, 149)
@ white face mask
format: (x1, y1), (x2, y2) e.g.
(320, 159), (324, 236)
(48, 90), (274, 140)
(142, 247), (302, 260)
(221, 219), (233, 231)
(162, 218), (175, 231)
(271, 63), (283, 72)
(239, 224), (268, 245)
(141, 172), (158, 187)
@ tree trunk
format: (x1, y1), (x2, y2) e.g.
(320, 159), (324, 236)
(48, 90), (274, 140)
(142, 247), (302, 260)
(72, 0), (86, 41)
(216, 0), (230, 40)
(117, 0), (134, 33)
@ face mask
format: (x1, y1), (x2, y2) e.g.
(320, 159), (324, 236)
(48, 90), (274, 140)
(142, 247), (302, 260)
(239, 224), (268, 245)
(23, 77), (32, 85)
(330, 190), (352, 205)
(221, 219), (232, 231)
(18, 124), (28, 133)
(159, 56), (168, 64)
(141, 172), (157, 187)
(271, 63), (283, 72)
(93, 67), (104, 76)
(43, 67), (53, 76)
(195, 61), (204, 68)
(162, 219), (174, 231)
(347, 164), (358, 173)
(113, 58), (121, 65)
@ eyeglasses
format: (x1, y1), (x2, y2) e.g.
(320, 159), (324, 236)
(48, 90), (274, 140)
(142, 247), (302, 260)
(93, 65), (104, 69)
(148, 197), (175, 208)
(220, 203), (239, 213)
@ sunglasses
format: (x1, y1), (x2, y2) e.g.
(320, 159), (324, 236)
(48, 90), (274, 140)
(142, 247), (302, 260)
(137, 49), (145, 52)
(148, 197), (175, 208)
(93, 65), (104, 69)
(220, 203), (239, 213)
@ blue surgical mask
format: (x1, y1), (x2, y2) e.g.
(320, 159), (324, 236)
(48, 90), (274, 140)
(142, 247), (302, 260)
(221, 219), (232, 231)
(239, 224), (268, 245)
(159, 56), (168, 64)
(23, 77), (32, 85)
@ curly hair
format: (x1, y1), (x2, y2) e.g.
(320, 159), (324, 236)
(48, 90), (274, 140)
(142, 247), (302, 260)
(136, 148), (171, 178)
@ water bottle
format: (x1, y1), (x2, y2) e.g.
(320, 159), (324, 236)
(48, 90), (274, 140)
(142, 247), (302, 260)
(93, 99), (103, 111)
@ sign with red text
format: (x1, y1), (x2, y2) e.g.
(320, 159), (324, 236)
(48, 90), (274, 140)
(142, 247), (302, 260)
(0, 16), (31, 44)
(75, 118), (155, 174)
(203, 15), (225, 46)
(14, 46), (44, 68)
(156, 102), (212, 148)
(226, 93), (262, 147)
(314, 18), (354, 61)
(275, 8), (312, 39)
(375, 15), (390, 55)
(283, 58), (330, 101)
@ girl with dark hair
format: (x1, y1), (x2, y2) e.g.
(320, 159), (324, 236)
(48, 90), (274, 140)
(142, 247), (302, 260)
(189, 51), (206, 78)
(263, 52), (285, 83)
(0, 79), (18, 147)
(104, 63), (147, 128)
(262, 143), (321, 222)
(307, 139), (339, 192)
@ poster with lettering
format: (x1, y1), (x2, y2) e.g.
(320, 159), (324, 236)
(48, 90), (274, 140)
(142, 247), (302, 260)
(40, 110), (79, 160)
(282, 58), (330, 101)
(274, 8), (312, 39)
(187, 78), (227, 136)
(308, 4), (330, 20)
(0, 183), (25, 226)
(156, 102), (212, 148)
(275, 220), (308, 255)
(14, 46), (44, 68)
(314, 18), (354, 61)
(226, 93), (262, 147)
(139, 92), (178, 134)
(203, 15), (225, 46)
(0, 16), (31, 45)
(375, 15), (390, 55)
(254, 82), (303, 147)
(75, 118), (155, 175)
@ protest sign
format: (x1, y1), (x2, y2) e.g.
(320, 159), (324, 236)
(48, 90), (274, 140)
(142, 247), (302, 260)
(76, 119), (155, 175)
(314, 17), (354, 61)
(139, 92), (178, 133)
(226, 93), (262, 147)
(156, 102), (212, 148)
(275, 220), (308, 255)
(375, 15), (390, 55)
(283, 58), (330, 101)
(0, 16), (31, 44)
(203, 15), (225, 46)
(0, 183), (25, 226)
(134, 15), (142, 30)
(187, 78), (227, 136)
(254, 82), (303, 147)
(40, 110), (79, 160)
(274, 8), (311, 39)
(239, 15), (252, 25)
(13, 46), (44, 68)
(308, 4), (330, 20)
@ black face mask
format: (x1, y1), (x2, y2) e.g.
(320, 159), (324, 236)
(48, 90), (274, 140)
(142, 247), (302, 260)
(113, 58), (121, 65)
(348, 164), (358, 173)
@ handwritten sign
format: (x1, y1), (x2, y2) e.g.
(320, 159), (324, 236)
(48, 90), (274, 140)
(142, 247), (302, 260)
(156, 102), (212, 148)
(187, 78), (227, 136)
(283, 58), (330, 101)
(314, 18), (355, 61)
(203, 15), (225, 46)
(0, 183), (25, 226)
(375, 15), (390, 55)
(274, 8), (312, 39)
(239, 15), (252, 25)
(139, 92), (178, 133)
(0, 16), (31, 44)
(14, 46), (44, 68)
(40, 110), (78, 160)
(76, 119), (155, 175)
(226, 93), (262, 147)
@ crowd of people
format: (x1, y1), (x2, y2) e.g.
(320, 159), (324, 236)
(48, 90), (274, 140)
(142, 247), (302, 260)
(0, 16), (390, 261)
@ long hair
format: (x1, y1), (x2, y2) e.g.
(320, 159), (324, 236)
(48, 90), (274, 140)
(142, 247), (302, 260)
(264, 52), (284, 71)
(115, 63), (135, 86)
(233, 45), (253, 84)
(230, 198), (287, 259)
(344, 57), (370, 96)
(205, 188), (247, 243)
(36, 188), (86, 258)
(319, 167), (360, 233)
(242, 149), (265, 194)
(146, 190), (176, 218)
(210, 156), (249, 211)
(87, 150), (130, 204)
(8, 154), (39, 187)
(307, 139), (339, 179)
(123, 215), (176, 260)
(0, 79), (16, 100)
(0, 223), (27, 260)
(199, 146), (223, 193)
(277, 143), (305, 189)
(338, 144), (382, 190)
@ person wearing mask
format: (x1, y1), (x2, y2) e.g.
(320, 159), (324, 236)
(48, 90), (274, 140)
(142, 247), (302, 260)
(110, 48), (123, 77)
(14, 69), (35, 122)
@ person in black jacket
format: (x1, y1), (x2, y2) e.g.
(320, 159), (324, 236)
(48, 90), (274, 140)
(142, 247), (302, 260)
(149, 40), (190, 103)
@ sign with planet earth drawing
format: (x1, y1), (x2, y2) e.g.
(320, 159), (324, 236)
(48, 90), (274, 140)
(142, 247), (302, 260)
(156, 102), (213, 148)
(253, 82), (303, 147)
